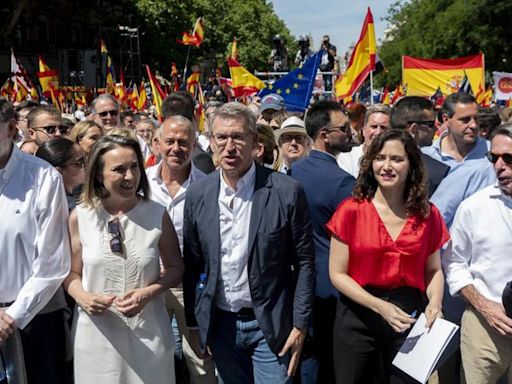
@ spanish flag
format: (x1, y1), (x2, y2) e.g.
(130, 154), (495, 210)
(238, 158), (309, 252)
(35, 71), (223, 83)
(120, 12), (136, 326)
(231, 37), (238, 61)
(36, 56), (59, 97)
(390, 84), (404, 105)
(138, 84), (147, 111)
(335, 7), (376, 99)
(177, 17), (204, 47)
(146, 65), (166, 119)
(100, 39), (108, 54)
(380, 87), (390, 105)
(187, 71), (200, 95)
(227, 58), (265, 98)
(402, 54), (484, 97)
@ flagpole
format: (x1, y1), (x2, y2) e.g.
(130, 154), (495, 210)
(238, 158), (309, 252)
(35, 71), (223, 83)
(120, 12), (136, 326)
(370, 70), (374, 105)
(183, 45), (192, 86)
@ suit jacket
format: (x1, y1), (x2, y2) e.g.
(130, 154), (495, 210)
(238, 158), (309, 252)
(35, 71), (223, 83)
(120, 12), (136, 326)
(290, 149), (355, 299)
(422, 153), (450, 197)
(192, 145), (215, 174)
(183, 163), (315, 354)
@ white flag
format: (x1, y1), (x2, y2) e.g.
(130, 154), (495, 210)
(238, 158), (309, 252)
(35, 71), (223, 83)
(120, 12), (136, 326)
(493, 71), (512, 100)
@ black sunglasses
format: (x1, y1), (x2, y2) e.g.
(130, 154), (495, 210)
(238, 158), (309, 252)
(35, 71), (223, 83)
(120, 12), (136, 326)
(107, 217), (123, 254)
(408, 120), (436, 129)
(98, 109), (119, 118)
(34, 125), (69, 135)
(486, 151), (512, 165)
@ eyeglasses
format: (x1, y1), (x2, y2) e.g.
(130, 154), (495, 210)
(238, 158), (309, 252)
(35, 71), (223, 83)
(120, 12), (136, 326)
(107, 217), (123, 254)
(64, 157), (87, 169)
(324, 124), (349, 134)
(213, 132), (251, 147)
(97, 109), (119, 118)
(33, 125), (69, 135)
(408, 120), (436, 129)
(486, 151), (512, 165)
(279, 134), (307, 145)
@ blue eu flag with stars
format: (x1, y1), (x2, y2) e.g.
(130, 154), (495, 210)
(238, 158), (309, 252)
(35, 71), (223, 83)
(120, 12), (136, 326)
(258, 50), (323, 112)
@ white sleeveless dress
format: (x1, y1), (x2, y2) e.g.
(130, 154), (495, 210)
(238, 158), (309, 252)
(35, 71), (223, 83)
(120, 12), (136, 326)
(72, 199), (175, 384)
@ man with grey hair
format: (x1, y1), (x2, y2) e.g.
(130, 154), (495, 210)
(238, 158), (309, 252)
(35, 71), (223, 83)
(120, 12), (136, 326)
(337, 103), (391, 177)
(90, 94), (120, 132)
(146, 115), (216, 384)
(0, 98), (70, 382)
(183, 102), (315, 383)
(443, 123), (512, 383)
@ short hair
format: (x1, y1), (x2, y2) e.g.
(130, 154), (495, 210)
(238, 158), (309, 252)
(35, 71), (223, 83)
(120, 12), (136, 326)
(15, 99), (38, 112)
(161, 91), (195, 120)
(0, 98), (16, 121)
(346, 103), (367, 122)
(256, 123), (277, 165)
(106, 128), (137, 140)
(90, 94), (119, 114)
(489, 122), (512, 141)
(270, 110), (292, 128)
(391, 96), (435, 130)
(441, 92), (477, 118)
(70, 120), (103, 143)
(478, 107), (502, 137)
(209, 102), (257, 134)
(156, 115), (194, 139)
(27, 105), (61, 128)
(364, 104), (391, 127)
(354, 129), (430, 218)
(133, 112), (149, 123)
(81, 135), (150, 207)
(136, 118), (157, 130)
(35, 137), (76, 168)
(305, 100), (345, 139)
(121, 111), (135, 123)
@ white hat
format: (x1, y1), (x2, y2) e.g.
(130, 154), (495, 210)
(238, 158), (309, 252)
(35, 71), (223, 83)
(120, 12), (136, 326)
(274, 116), (308, 141)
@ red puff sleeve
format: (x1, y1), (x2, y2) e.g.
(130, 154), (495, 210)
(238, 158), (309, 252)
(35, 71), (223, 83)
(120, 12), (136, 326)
(325, 197), (357, 245)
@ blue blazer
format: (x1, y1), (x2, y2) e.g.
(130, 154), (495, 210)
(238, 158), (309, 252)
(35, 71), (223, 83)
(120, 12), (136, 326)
(183, 163), (315, 354)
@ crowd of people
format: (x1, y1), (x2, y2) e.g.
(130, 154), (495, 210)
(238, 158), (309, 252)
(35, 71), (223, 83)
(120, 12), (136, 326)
(1, 87), (512, 384)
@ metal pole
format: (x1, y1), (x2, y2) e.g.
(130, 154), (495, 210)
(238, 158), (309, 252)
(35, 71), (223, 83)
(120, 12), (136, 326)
(370, 70), (374, 105)
(183, 45), (192, 84)
(136, 28), (141, 83)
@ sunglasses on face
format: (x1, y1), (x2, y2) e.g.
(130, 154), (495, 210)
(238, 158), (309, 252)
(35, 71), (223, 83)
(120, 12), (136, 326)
(107, 217), (123, 254)
(97, 109), (119, 118)
(486, 151), (512, 165)
(279, 134), (307, 145)
(34, 125), (69, 135)
(324, 124), (349, 134)
(408, 120), (436, 129)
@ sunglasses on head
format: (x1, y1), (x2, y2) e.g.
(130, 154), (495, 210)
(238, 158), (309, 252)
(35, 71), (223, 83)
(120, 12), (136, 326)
(35, 125), (69, 135)
(97, 109), (119, 118)
(486, 151), (512, 165)
(107, 217), (123, 254)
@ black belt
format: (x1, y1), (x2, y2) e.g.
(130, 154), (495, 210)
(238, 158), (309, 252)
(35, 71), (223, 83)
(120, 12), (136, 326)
(218, 307), (256, 320)
(0, 301), (14, 308)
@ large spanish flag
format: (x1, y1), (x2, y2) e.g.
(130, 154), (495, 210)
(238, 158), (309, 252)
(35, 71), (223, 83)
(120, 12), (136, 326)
(36, 55), (59, 97)
(402, 54), (484, 96)
(335, 7), (376, 99)
(227, 58), (265, 97)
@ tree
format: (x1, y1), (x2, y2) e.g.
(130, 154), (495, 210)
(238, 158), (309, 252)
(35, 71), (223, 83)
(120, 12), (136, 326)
(377, 0), (512, 87)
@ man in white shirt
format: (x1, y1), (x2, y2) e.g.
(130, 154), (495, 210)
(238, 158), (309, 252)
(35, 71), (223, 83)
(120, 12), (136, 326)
(0, 99), (70, 382)
(146, 115), (216, 384)
(443, 123), (512, 383)
(337, 104), (391, 177)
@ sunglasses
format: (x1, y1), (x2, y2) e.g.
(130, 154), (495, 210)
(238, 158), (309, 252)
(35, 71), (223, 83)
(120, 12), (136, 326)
(280, 134), (307, 144)
(97, 109), (119, 118)
(408, 120), (436, 129)
(486, 151), (512, 165)
(34, 125), (69, 135)
(107, 217), (123, 254)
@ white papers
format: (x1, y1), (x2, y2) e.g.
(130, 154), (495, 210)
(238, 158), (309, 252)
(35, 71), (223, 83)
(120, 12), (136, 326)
(392, 313), (459, 384)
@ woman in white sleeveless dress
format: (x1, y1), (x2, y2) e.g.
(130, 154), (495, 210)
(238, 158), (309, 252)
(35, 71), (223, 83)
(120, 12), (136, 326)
(64, 135), (184, 384)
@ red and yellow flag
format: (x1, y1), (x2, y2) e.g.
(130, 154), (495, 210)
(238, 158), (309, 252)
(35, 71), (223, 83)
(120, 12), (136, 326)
(227, 58), (265, 98)
(477, 86), (493, 107)
(187, 71), (200, 95)
(137, 84), (147, 111)
(36, 55), (59, 96)
(231, 37), (238, 61)
(402, 54), (484, 97)
(177, 17), (204, 46)
(146, 66), (166, 119)
(100, 39), (108, 54)
(335, 7), (376, 99)
(380, 87), (390, 105)
(390, 84), (404, 105)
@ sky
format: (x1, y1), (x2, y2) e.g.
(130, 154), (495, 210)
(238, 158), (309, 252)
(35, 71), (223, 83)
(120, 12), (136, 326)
(269, 1), (398, 56)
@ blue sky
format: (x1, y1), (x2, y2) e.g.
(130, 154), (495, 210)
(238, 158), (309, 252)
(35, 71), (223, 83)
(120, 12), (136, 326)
(269, 1), (398, 56)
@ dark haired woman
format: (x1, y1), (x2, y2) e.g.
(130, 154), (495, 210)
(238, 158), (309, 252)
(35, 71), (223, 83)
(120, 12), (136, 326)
(327, 129), (449, 383)
(36, 137), (86, 211)
(64, 135), (183, 383)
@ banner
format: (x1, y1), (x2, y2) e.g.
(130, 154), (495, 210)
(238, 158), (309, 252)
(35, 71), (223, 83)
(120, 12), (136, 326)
(493, 72), (512, 100)
(402, 54), (484, 97)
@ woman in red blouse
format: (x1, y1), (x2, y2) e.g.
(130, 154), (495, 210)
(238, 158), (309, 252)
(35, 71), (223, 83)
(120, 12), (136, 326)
(327, 129), (449, 383)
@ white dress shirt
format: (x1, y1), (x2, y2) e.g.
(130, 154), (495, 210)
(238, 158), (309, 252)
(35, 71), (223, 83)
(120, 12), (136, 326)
(0, 145), (70, 329)
(443, 184), (512, 303)
(146, 161), (206, 253)
(216, 162), (256, 312)
(337, 145), (364, 178)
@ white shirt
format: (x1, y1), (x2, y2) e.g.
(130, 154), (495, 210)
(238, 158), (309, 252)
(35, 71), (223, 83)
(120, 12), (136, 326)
(146, 161), (206, 253)
(337, 145), (364, 178)
(136, 134), (151, 161)
(443, 184), (512, 303)
(216, 162), (256, 312)
(0, 145), (70, 329)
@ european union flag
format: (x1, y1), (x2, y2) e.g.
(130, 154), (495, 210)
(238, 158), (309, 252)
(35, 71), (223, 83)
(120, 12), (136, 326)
(258, 50), (323, 112)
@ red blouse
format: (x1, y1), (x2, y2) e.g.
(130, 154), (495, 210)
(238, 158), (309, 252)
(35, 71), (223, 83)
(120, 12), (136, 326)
(326, 198), (450, 292)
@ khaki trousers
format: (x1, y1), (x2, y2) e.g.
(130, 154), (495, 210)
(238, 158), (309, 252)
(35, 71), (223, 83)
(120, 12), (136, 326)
(461, 307), (512, 384)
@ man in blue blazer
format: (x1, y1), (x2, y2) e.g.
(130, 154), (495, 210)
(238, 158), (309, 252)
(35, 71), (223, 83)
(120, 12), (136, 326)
(183, 102), (315, 384)
(289, 101), (356, 383)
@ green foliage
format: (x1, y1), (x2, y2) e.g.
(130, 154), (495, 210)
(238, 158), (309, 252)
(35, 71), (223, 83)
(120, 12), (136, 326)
(133, 0), (294, 76)
(377, 0), (512, 87)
